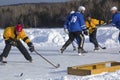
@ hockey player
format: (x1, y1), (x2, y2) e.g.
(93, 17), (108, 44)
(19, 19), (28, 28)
(0, 23), (34, 63)
(64, 10), (78, 51)
(85, 14), (104, 50)
(61, 6), (88, 54)
(110, 6), (120, 52)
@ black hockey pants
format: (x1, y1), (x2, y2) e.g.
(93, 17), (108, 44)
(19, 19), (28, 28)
(0, 40), (32, 60)
(89, 29), (99, 47)
(62, 31), (85, 49)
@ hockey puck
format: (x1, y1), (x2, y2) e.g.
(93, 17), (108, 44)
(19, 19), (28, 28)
(103, 47), (106, 49)
(20, 73), (23, 77)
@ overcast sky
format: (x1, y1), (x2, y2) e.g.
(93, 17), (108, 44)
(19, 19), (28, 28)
(0, 0), (69, 6)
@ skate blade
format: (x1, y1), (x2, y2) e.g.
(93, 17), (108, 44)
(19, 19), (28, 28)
(94, 50), (100, 52)
(78, 53), (85, 56)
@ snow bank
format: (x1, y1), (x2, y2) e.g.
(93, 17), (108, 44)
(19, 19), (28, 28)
(26, 27), (119, 48)
(63, 70), (120, 80)
(0, 26), (119, 48)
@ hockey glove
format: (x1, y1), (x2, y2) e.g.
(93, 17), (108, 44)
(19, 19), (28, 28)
(27, 42), (35, 52)
(83, 30), (88, 35)
(92, 28), (97, 32)
(9, 41), (17, 47)
(64, 29), (69, 34)
(5, 39), (17, 46)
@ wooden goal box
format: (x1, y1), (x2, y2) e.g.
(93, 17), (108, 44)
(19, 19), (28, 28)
(68, 61), (120, 76)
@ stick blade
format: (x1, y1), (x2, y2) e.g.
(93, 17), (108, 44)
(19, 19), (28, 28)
(102, 47), (106, 49)
(56, 64), (60, 68)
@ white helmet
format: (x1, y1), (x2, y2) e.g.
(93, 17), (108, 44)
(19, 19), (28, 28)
(78, 6), (86, 12)
(70, 11), (75, 14)
(110, 6), (118, 11)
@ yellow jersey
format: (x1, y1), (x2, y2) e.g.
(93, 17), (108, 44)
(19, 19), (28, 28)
(85, 18), (104, 33)
(3, 26), (30, 44)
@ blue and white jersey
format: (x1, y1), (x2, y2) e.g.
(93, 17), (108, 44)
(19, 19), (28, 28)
(67, 12), (86, 32)
(112, 12), (120, 30)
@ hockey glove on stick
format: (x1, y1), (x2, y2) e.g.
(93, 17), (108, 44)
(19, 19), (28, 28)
(5, 39), (17, 47)
(9, 41), (17, 46)
(27, 42), (35, 52)
(83, 29), (89, 35)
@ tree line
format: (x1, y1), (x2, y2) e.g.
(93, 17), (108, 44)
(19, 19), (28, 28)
(0, 0), (119, 28)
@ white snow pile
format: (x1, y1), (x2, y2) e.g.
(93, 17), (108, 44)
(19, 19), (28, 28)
(0, 26), (120, 80)
(26, 27), (119, 48)
(0, 26), (119, 48)
(21, 27), (119, 47)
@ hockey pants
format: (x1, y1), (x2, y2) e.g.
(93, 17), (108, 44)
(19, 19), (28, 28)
(89, 29), (99, 47)
(62, 31), (85, 49)
(0, 40), (32, 61)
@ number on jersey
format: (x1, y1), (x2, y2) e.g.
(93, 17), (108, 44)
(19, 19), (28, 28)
(70, 16), (77, 23)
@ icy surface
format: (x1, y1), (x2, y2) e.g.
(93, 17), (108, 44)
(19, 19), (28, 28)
(0, 26), (120, 80)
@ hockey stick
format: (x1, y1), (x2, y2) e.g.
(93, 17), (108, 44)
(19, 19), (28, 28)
(98, 44), (106, 49)
(34, 50), (60, 68)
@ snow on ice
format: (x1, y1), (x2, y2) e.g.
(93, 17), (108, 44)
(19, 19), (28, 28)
(0, 26), (120, 80)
